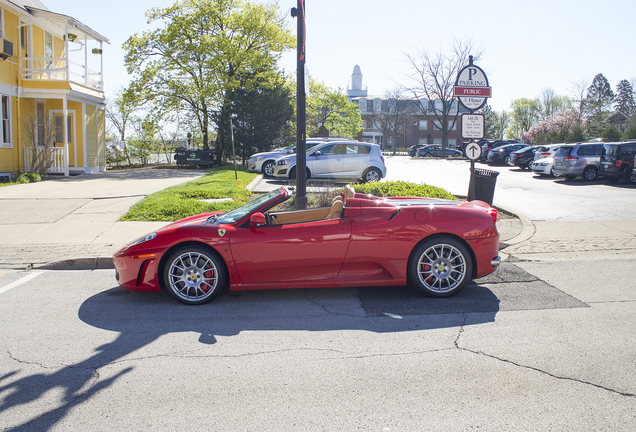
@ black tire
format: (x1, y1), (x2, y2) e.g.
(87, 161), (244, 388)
(289, 166), (310, 181)
(261, 161), (275, 177)
(409, 236), (473, 297)
(363, 167), (381, 183)
(583, 166), (598, 181)
(163, 245), (226, 305)
(628, 170), (636, 185)
(424, 152), (432, 157)
(451, 153), (461, 158)
(564, 175), (576, 181)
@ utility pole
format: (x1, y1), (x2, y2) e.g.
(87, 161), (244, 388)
(291, 0), (307, 209)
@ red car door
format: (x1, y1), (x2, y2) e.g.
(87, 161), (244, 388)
(229, 218), (352, 283)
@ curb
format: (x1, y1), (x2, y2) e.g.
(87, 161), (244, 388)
(35, 257), (114, 271)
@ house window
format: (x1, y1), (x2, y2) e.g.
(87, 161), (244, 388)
(433, 121), (457, 131)
(418, 120), (428, 130)
(44, 32), (53, 68)
(1, 95), (11, 147)
(20, 26), (27, 51)
(55, 115), (72, 143)
(36, 102), (45, 146)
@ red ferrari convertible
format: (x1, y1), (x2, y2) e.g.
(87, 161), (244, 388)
(113, 185), (501, 304)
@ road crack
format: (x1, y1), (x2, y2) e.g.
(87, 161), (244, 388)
(453, 315), (635, 398)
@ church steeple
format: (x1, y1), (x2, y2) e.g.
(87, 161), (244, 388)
(347, 65), (368, 98)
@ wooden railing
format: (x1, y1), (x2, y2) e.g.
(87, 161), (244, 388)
(23, 145), (69, 176)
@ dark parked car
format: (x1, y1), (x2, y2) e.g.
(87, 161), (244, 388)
(599, 141), (636, 184)
(487, 144), (529, 165)
(480, 140), (519, 161)
(416, 145), (463, 158)
(408, 145), (426, 157)
(509, 146), (537, 169)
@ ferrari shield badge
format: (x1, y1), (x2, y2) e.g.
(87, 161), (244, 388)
(218, 229), (226, 237)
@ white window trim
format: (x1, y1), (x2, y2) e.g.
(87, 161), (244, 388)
(0, 94), (12, 148)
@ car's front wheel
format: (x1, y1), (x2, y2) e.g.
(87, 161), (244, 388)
(163, 246), (226, 305)
(363, 167), (382, 182)
(261, 161), (275, 177)
(409, 236), (473, 297)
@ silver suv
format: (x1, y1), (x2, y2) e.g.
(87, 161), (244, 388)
(552, 142), (604, 181)
(273, 140), (387, 182)
(247, 140), (324, 177)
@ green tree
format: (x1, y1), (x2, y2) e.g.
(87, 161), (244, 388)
(601, 125), (622, 142)
(482, 104), (510, 140)
(584, 73), (614, 136)
(124, 0), (294, 162)
(106, 87), (144, 166)
(507, 98), (540, 139)
(306, 80), (362, 139)
(622, 121), (636, 140)
(227, 70), (294, 161)
(613, 79), (636, 129)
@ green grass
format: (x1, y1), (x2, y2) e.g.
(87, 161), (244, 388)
(120, 166), (257, 222)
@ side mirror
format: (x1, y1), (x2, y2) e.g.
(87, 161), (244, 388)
(250, 212), (267, 227)
(312, 151), (322, 157)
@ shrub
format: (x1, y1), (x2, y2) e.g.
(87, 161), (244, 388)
(17, 172), (42, 183)
(353, 181), (456, 200)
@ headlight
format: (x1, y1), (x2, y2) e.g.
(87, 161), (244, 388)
(124, 232), (157, 250)
(278, 159), (289, 166)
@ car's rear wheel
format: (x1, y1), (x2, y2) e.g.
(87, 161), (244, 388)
(583, 166), (598, 181)
(262, 161), (275, 177)
(363, 167), (381, 182)
(163, 246), (226, 305)
(424, 152), (432, 157)
(409, 236), (473, 297)
(628, 169), (636, 184)
(451, 152), (461, 158)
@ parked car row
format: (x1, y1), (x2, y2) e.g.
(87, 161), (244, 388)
(485, 140), (636, 184)
(409, 144), (463, 158)
(248, 138), (387, 183)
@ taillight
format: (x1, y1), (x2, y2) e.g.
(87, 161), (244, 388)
(616, 159), (623, 167)
(487, 207), (497, 223)
(564, 155), (578, 160)
(380, 155), (385, 163)
(541, 152), (550, 157)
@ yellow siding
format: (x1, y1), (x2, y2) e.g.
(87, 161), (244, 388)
(86, 104), (97, 167)
(0, 12), (20, 86)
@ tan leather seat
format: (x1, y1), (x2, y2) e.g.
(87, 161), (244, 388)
(343, 185), (355, 201)
(326, 199), (343, 219)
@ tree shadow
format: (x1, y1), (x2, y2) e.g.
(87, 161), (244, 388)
(0, 283), (498, 430)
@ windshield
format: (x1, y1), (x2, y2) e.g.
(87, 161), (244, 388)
(212, 188), (286, 224)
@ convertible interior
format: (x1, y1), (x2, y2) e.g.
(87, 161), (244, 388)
(267, 184), (356, 225)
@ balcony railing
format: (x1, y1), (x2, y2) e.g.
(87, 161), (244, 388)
(20, 56), (103, 91)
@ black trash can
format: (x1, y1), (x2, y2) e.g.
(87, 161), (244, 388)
(469, 168), (499, 205)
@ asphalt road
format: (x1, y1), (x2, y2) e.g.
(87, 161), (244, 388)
(383, 156), (636, 221)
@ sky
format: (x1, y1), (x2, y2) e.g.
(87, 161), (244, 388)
(44, 0), (636, 112)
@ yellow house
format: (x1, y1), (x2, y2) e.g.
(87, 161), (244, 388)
(0, 0), (108, 180)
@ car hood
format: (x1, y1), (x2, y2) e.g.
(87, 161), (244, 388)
(250, 149), (287, 159)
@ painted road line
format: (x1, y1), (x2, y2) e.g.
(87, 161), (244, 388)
(0, 272), (44, 295)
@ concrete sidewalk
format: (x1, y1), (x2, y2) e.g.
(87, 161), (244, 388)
(1, 168), (632, 270)
(0, 167), (205, 270)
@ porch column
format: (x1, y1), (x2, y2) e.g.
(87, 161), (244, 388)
(63, 97), (69, 176)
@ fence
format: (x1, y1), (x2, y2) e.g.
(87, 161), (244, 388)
(23, 145), (69, 176)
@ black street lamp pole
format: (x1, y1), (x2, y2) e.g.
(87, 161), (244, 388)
(291, 1), (307, 209)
